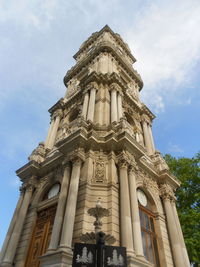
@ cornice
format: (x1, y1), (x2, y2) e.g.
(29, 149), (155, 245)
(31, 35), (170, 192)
(141, 103), (156, 121)
(80, 71), (127, 90)
(16, 161), (40, 181)
(64, 41), (143, 88)
(48, 98), (65, 115)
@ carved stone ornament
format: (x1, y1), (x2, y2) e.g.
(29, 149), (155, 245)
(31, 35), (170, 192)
(137, 169), (159, 195)
(159, 183), (175, 201)
(28, 142), (45, 163)
(20, 176), (37, 193)
(117, 152), (130, 169)
(93, 160), (106, 183)
(66, 77), (80, 97)
(69, 147), (85, 165)
(152, 151), (169, 173)
(86, 81), (98, 91)
(52, 109), (63, 120)
(110, 82), (121, 92)
(126, 81), (139, 100)
(129, 157), (138, 173)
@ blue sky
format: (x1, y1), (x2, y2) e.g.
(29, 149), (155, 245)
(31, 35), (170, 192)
(0, 0), (200, 248)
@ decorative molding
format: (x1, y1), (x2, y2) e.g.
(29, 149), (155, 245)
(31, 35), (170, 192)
(117, 151), (130, 169)
(66, 77), (81, 98)
(28, 142), (45, 163)
(159, 183), (175, 201)
(110, 82), (121, 92)
(93, 160), (106, 183)
(137, 169), (159, 195)
(52, 109), (63, 120)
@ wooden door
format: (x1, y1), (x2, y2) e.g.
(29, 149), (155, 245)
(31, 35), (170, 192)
(25, 205), (57, 267)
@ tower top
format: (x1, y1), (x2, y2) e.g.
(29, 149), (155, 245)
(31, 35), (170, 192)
(64, 25), (143, 89)
(74, 25), (135, 62)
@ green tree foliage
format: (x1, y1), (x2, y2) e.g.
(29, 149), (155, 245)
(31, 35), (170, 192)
(164, 153), (200, 266)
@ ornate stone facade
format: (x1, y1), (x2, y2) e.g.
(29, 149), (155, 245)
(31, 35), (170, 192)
(0, 25), (190, 267)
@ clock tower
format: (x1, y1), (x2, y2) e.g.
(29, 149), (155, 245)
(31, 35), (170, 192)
(0, 25), (190, 267)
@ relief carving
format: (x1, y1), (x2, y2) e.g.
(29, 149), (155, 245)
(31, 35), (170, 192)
(137, 169), (159, 195)
(94, 160), (106, 183)
(66, 78), (80, 97)
(159, 183), (175, 201)
(126, 81), (139, 100)
(28, 142), (45, 163)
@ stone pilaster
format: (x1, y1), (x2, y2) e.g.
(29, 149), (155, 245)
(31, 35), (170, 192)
(47, 109), (63, 149)
(48, 161), (71, 251)
(45, 116), (55, 149)
(59, 154), (84, 251)
(160, 183), (185, 267)
(171, 200), (190, 267)
(82, 91), (89, 119)
(128, 163), (144, 258)
(0, 193), (23, 263)
(117, 92), (123, 120)
(110, 83), (118, 123)
(148, 123), (155, 154)
(87, 82), (98, 122)
(1, 182), (35, 266)
(142, 119), (152, 155)
(118, 155), (134, 256)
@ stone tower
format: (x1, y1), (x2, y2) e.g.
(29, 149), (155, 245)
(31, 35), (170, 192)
(0, 25), (190, 267)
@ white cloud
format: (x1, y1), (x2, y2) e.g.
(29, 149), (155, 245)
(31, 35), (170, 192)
(125, 0), (200, 111)
(168, 142), (184, 154)
(0, 0), (200, 113)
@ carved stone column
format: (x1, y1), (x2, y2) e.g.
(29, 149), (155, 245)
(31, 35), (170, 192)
(1, 183), (34, 266)
(110, 89), (118, 123)
(45, 116), (55, 149)
(142, 119), (152, 155)
(0, 193), (24, 262)
(87, 83), (97, 122)
(148, 123), (155, 154)
(160, 184), (185, 267)
(117, 92), (123, 120)
(48, 161), (71, 251)
(118, 157), (134, 256)
(171, 201), (190, 267)
(47, 109), (63, 149)
(59, 156), (83, 250)
(128, 164), (144, 258)
(82, 91), (89, 119)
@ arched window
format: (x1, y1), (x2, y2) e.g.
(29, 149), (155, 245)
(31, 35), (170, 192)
(43, 183), (60, 200)
(137, 189), (160, 266)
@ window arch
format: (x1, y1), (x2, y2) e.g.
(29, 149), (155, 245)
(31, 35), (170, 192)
(137, 189), (160, 266)
(43, 183), (60, 201)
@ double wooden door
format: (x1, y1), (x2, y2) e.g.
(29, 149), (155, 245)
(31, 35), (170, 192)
(25, 205), (57, 267)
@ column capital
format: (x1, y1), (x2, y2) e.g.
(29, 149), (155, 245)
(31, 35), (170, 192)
(110, 82), (121, 92)
(129, 161), (138, 173)
(20, 175), (37, 193)
(118, 152), (130, 169)
(82, 89), (90, 95)
(86, 81), (98, 91)
(141, 114), (150, 123)
(52, 109), (63, 120)
(69, 148), (85, 165)
(159, 183), (175, 201)
(62, 158), (71, 169)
